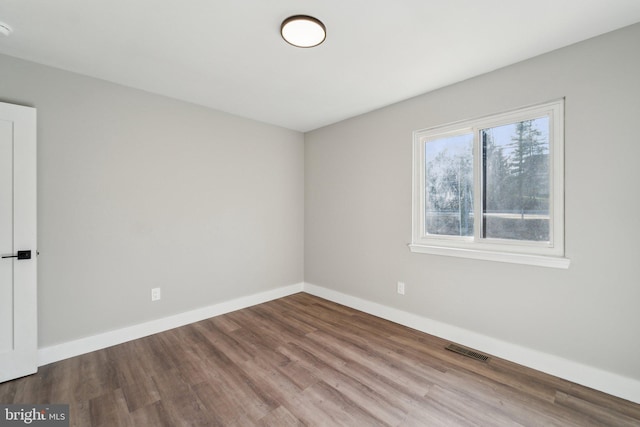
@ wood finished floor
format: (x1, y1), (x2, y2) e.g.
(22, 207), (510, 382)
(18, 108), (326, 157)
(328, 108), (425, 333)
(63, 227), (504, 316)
(1, 293), (639, 426)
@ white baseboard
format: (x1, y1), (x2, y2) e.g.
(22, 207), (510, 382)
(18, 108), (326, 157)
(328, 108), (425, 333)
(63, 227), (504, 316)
(38, 282), (304, 366)
(302, 282), (640, 404)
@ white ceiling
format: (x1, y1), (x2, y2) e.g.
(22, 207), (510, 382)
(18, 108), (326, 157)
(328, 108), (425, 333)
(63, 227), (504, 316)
(1, 1), (639, 132)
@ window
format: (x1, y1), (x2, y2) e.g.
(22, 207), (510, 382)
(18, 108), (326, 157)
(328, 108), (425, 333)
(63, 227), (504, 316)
(410, 100), (569, 268)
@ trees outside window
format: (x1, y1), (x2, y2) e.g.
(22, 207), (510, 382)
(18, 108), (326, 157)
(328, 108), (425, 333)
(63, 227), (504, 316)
(481, 117), (550, 241)
(424, 133), (474, 237)
(411, 100), (568, 268)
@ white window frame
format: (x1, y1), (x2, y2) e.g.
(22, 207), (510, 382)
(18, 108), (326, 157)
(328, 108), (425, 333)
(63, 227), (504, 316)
(410, 100), (570, 269)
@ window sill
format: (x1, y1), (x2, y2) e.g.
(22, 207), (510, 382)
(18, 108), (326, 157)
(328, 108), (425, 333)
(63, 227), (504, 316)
(408, 244), (571, 269)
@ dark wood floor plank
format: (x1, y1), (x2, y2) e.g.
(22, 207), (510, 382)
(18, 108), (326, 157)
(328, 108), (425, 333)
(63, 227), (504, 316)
(555, 390), (640, 427)
(306, 379), (389, 426)
(88, 388), (133, 427)
(129, 401), (174, 427)
(131, 334), (177, 373)
(6, 370), (42, 403)
(275, 359), (319, 391)
(256, 405), (305, 427)
(193, 379), (267, 426)
(230, 326), (291, 367)
(306, 330), (435, 395)
(388, 331), (562, 404)
(69, 400), (92, 427)
(35, 357), (80, 405)
(562, 383), (640, 420)
(75, 350), (120, 403)
(236, 353), (314, 403)
(252, 302), (319, 336)
(208, 314), (242, 333)
(279, 340), (445, 421)
(189, 320), (254, 364)
(0, 378), (16, 402)
(443, 368), (603, 427)
(147, 364), (218, 426)
(247, 303), (309, 336)
(106, 343), (160, 412)
(428, 383), (538, 427)
(303, 315), (453, 387)
(1, 292), (639, 427)
(153, 328), (219, 387)
(189, 337), (280, 424)
(302, 357), (409, 426)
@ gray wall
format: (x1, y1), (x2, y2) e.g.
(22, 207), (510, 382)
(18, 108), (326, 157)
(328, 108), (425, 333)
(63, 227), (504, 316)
(0, 54), (304, 347)
(305, 23), (640, 381)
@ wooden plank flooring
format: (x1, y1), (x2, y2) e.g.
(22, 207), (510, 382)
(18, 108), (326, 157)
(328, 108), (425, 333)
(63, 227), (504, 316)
(1, 293), (639, 426)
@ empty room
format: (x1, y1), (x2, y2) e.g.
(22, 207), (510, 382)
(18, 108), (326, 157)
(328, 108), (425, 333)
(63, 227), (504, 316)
(1, 1), (640, 426)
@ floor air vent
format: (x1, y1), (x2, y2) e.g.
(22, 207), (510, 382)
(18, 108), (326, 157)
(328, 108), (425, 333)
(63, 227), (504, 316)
(445, 344), (490, 362)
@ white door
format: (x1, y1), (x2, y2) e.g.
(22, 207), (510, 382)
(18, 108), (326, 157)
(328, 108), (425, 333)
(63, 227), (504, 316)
(0, 101), (37, 383)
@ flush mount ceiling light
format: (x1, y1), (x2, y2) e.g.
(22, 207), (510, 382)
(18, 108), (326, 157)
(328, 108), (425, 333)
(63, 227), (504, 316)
(0, 22), (12, 36)
(280, 15), (326, 48)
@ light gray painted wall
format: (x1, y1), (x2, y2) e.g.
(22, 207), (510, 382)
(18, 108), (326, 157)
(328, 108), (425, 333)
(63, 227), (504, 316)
(305, 23), (640, 381)
(0, 54), (304, 347)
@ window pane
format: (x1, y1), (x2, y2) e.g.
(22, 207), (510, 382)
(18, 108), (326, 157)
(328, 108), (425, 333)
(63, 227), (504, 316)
(481, 118), (550, 241)
(424, 134), (474, 236)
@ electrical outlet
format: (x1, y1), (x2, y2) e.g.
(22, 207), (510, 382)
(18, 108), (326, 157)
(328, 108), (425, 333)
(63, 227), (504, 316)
(397, 281), (405, 295)
(151, 287), (161, 301)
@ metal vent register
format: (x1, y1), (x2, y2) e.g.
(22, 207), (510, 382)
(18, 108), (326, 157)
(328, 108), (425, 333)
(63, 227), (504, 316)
(445, 344), (490, 362)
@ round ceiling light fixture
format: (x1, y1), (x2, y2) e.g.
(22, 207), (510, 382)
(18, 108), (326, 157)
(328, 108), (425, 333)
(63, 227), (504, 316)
(280, 15), (326, 48)
(0, 22), (13, 37)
